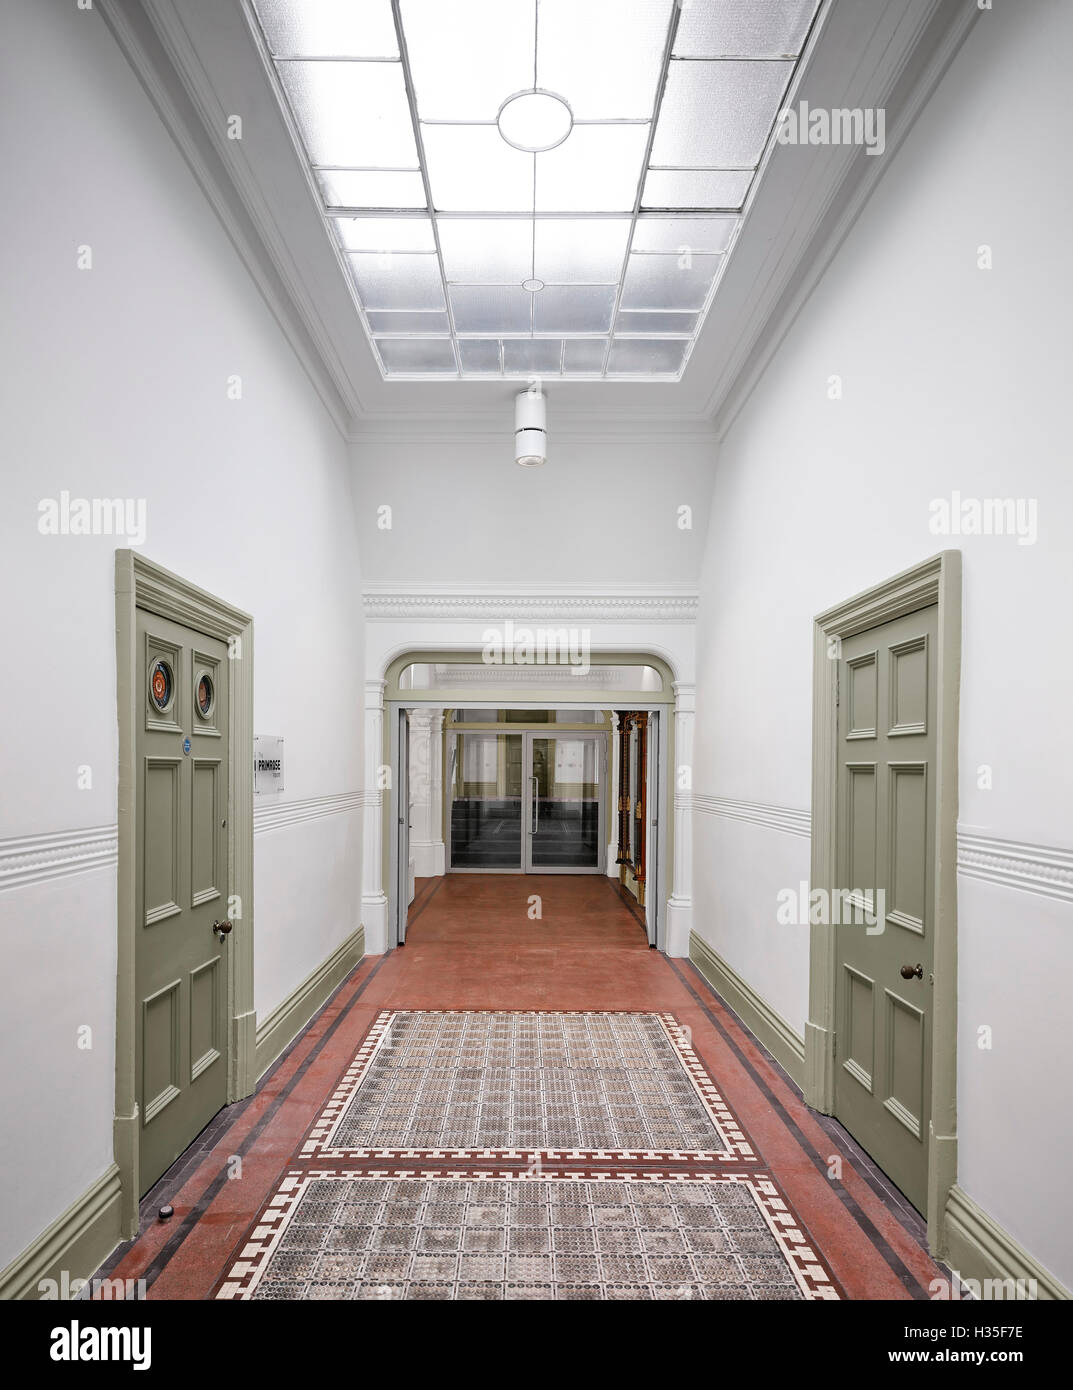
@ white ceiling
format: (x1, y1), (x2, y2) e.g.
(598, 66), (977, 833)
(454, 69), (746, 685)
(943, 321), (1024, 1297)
(246, 0), (823, 383)
(105, 0), (973, 434)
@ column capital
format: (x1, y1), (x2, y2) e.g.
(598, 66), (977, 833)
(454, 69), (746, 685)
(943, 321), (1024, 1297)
(364, 678), (386, 711)
(671, 681), (696, 713)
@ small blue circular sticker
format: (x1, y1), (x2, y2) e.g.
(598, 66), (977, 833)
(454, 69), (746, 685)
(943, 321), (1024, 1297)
(183, 737), (191, 755)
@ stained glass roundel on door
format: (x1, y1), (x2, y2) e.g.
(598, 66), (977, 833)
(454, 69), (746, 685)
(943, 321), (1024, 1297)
(196, 672), (214, 719)
(149, 658), (173, 712)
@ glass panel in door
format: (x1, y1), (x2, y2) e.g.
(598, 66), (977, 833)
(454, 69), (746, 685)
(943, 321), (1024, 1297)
(449, 732), (523, 869)
(528, 736), (602, 870)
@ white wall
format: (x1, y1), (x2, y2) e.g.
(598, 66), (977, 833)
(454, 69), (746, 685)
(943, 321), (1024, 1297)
(692, 0), (1073, 1288)
(352, 435), (715, 584)
(0, 0), (364, 1274)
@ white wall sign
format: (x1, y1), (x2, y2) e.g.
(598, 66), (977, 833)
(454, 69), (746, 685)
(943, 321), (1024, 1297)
(254, 735), (285, 794)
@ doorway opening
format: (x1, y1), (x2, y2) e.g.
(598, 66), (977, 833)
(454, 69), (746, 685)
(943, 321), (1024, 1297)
(382, 651), (676, 955)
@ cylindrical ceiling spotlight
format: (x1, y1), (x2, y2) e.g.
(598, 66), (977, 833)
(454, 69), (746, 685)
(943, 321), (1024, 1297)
(515, 386), (547, 467)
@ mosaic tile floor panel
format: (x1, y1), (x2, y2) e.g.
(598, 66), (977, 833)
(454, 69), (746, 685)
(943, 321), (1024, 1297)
(213, 1009), (839, 1300)
(221, 1175), (831, 1301)
(306, 1010), (752, 1158)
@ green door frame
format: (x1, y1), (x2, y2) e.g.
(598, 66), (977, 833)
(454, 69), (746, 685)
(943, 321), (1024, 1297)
(114, 551), (256, 1236)
(805, 550), (961, 1256)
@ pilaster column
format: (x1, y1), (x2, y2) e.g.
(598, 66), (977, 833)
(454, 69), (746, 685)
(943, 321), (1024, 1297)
(409, 708), (446, 877)
(665, 681), (695, 957)
(606, 711), (619, 876)
(362, 678), (389, 952)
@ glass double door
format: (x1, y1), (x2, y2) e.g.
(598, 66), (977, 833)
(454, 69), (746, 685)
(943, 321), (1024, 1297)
(448, 730), (605, 873)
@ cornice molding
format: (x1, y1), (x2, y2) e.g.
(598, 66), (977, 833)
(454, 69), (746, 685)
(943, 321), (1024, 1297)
(0, 826), (118, 892)
(362, 583), (699, 623)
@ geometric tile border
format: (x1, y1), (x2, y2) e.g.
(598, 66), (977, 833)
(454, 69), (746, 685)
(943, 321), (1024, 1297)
(215, 1170), (840, 1302)
(302, 1010), (755, 1163)
(214, 1010), (840, 1301)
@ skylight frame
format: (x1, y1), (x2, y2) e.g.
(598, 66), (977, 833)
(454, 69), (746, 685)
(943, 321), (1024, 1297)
(248, 0), (825, 382)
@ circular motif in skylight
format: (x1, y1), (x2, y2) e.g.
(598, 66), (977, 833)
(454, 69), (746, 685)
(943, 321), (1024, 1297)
(522, 278), (545, 292)
(497, 90), (573, 153)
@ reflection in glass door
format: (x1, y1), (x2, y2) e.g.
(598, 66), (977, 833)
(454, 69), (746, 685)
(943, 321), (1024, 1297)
(526, 736), (603, 872)
(448, 730), (606, 873)
(448, 732), (523, 869)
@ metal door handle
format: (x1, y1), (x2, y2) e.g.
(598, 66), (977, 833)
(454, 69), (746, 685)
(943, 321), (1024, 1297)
(900, 962), (923, 980)
(213, 919), (233, 937)
(531, 774), (539, 833)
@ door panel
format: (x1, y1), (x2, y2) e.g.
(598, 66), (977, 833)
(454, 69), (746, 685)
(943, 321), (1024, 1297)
(834, 604), (937, 1214)
(526, 735), (604, 873)
(136, 609), (229, 1194)
(448, 732), (524, 869)
(446, 729), (606, 874)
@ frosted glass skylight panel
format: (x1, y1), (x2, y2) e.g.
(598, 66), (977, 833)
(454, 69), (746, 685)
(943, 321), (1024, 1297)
(422, 126), (534, 212)
(616, 311), (698, 335)
(641, 168), (754, 211)
(317, 170), (427, 211)
(279, 62), (418, 166)
(607, 338), (688, 374)
(563, 339), (609, 373)
(536, 0), (674, 119)
(458, 340), (502, 373)
(438, 220), (534, 284)
(536, 125), (650, 213)
(252, 0), (825, 377)
(450, 286), (532, 334)
(621, 253), (721, 311)
(376, 339), (457, 373)
(254, 0), (399, 58)
(334, 216), (436, 253)
(631, 217), (736, 255)
(674, 0), (820, 59)
(533, 285), (617, 334)
(402, 0), (535, 120)
(366, 310), (450, 333)
(534, 219), (630, 283)
(503, 340), (563, 375)
(651, 61), (794, 167)
(349, 253), (445, 310)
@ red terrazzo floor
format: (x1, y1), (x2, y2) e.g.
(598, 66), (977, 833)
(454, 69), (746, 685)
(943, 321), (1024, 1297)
(97, 875), (946, 1300)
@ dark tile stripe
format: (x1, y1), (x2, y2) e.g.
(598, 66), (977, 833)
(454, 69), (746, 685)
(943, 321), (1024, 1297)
(136, 952), (391, 1294)
(667, 957), (933, 1300)
(403, 875), (446, 933)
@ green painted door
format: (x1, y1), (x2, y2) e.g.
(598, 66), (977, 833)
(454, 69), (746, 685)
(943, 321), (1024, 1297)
(833, 604), (937, 1214)
(136, 608), (230, 1194)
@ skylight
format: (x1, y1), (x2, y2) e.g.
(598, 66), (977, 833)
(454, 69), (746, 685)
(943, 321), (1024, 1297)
(250, 0), (822, 380)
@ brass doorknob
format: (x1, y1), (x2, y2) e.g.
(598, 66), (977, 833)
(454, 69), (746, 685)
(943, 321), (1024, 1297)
(213, 919), (233, 937)
(900, 963), (923, 980)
